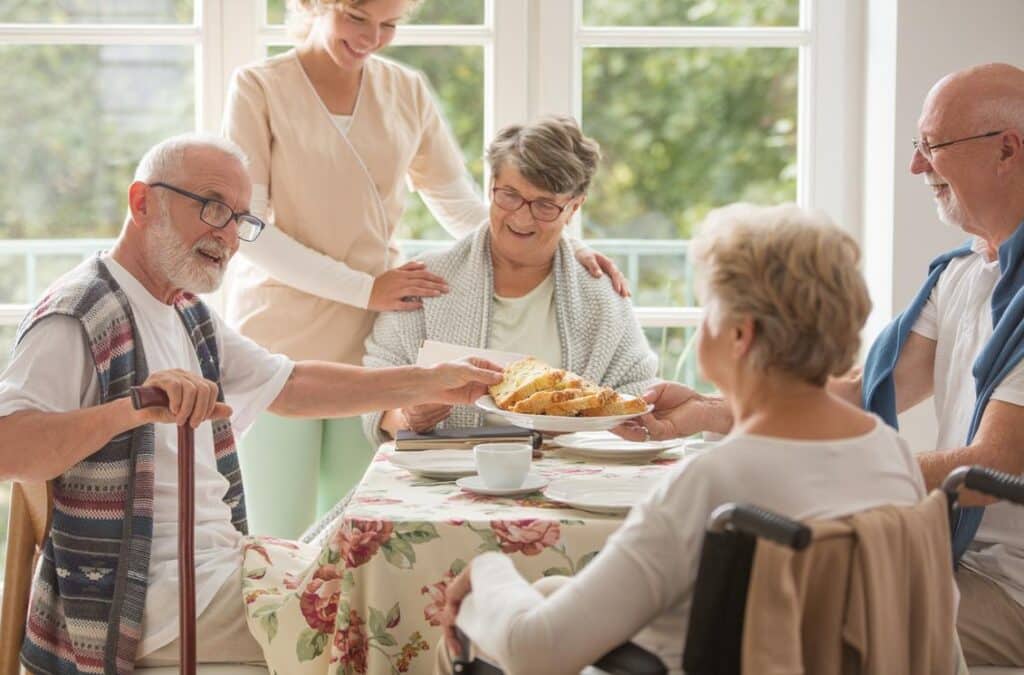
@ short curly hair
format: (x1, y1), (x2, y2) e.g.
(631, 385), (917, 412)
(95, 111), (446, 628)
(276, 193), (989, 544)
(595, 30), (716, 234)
(286, 0), (422, 42)
(691, 203), (871, 386)
(486, 115), (602, 197)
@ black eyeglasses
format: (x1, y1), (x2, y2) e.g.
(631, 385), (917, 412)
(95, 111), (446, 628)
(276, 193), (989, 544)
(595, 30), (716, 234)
(491, 186), (574, 223)
(149, 182), (266, 242)
(912, 130), (1005, 161)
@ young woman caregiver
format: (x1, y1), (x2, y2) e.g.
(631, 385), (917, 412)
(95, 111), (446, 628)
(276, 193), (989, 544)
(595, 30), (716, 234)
(222, 0), (628, 537)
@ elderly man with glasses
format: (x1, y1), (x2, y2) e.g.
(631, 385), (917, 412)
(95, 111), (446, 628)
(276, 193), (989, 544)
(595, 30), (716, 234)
(0, 133), (503, 674)
(618, 62), (1024, 668)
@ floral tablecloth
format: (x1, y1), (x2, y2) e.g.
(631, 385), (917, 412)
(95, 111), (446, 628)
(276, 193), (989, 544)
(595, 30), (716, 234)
(241, 444), (681, 675)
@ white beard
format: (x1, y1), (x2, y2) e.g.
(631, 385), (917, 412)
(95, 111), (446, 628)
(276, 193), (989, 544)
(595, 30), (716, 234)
(146, 212), (228, 295)
(927, 174), (967, 229)
(936, 191), (967, 228)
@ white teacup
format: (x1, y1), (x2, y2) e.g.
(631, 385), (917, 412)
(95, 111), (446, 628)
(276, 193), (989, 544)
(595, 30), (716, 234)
(474, 442), (532, 490)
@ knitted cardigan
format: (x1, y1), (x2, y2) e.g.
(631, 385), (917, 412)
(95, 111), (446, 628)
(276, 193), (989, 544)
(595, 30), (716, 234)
(17, 256), (246, 675)
(362, 226), (659, 445)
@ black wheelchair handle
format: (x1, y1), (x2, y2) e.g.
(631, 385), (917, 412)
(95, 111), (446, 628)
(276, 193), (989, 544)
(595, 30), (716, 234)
(709, 503), (812, 551)
(964, 466), (1024, 506)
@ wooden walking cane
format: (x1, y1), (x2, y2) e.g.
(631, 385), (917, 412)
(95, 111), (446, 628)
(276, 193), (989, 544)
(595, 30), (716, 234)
(130, 386), (197, 675)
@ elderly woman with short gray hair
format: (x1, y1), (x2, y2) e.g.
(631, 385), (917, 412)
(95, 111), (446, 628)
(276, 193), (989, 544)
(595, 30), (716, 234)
(362, 116), (658, 444)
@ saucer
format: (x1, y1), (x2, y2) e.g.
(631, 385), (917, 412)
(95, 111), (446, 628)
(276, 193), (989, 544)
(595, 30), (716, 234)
(388, 450), (477, 480)
(455, 473), (549, 497)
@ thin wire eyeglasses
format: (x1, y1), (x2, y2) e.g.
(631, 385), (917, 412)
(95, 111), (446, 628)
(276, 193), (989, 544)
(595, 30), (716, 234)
(912, 130), (1005, 161)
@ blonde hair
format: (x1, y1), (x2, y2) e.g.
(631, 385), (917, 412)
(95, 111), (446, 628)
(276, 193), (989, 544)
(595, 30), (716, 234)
(486, 115), (602, 197)
(286, 0), (422, 42)
(691, 203), (871, 386)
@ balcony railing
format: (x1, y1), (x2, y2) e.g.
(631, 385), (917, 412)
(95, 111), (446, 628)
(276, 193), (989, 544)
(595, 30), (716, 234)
(0, 237), (701, 328)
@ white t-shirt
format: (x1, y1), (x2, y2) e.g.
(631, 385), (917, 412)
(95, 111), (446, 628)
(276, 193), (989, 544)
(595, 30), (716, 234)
(457, 420), (925, 675)
(490, 272), (562, 369)
(911, 238), (1024, 607)
(482, 273), (562, 426)
(0, 256), (294, 655)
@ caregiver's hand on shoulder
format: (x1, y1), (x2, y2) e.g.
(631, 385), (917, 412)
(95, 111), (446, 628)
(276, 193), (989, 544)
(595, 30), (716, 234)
(400, 403), (453, 433)
(575, 246), (631, 297)
(134, 369), (233, 429)
(368, 261), (449, 312)
(614, 381), (731, 441)
(421, 357), (504, 406)
(442, 563), (474, 657)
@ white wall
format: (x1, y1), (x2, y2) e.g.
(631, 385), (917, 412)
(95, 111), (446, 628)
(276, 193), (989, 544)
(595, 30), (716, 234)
(861, 0), (1024, 450)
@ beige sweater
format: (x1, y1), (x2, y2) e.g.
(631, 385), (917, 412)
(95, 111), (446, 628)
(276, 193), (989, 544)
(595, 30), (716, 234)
(222, 50), (477, 363)
(742, 489), (957, 675)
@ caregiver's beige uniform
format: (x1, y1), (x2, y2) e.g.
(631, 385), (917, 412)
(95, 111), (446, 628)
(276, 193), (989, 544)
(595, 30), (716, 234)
(224, 50), (482, 365)
(221, 50), (485, 537)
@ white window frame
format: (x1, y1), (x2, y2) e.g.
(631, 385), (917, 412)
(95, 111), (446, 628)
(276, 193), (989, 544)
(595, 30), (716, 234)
(0, 0), (859, 332)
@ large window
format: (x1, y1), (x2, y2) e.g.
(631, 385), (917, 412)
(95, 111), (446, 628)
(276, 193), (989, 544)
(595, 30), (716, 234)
(0, 0), (852, 578)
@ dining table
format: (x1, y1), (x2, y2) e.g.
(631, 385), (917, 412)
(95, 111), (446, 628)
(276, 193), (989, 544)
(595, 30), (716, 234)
(239, 439), (688, 675)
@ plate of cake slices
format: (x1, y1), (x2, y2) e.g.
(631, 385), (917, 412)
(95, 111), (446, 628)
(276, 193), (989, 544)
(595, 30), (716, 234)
(476, 357), (652, 433)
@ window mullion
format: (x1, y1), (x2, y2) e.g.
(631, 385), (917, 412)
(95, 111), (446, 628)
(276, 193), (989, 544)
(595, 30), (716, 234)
(534, 0), (576, 120)
(490, 0), (528, 146)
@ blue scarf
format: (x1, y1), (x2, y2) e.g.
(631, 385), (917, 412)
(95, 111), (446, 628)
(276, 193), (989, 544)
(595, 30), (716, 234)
(862, 221), (1024, 561)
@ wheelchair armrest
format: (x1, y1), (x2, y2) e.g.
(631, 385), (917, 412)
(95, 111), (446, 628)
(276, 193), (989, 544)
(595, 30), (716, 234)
(708, 503), (811, 550)
(452, 657), (504, 675)
(943, 466), (1024, 507)
(589, 641), (668, 675)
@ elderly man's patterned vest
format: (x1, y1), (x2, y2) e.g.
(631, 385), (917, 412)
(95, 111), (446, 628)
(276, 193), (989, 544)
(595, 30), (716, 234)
(17, 256), (247, 675)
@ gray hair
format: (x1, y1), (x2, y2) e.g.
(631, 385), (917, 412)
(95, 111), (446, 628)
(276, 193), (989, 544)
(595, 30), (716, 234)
(133, 133), (248, 185)
(972, 95), (1024, 134)
(486, 116), (601, 197)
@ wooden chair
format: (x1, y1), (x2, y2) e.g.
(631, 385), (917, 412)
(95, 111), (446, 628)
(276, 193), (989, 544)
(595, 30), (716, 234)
(1, 481), (52, 675)
(0, 386), (269, 675)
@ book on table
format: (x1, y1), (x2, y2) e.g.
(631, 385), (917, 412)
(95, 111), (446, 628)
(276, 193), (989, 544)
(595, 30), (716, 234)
(394, 425), (542, 451)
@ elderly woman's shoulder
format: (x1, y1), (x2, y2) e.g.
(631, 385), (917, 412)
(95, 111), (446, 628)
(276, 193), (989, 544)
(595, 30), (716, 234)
(413, 235), (476, 273)
(570, 259), (633, 306)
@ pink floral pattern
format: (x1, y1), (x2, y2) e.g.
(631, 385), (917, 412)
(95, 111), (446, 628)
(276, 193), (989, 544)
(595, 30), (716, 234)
(356, 496), (404, 506)
(420, 568), (458, 627)
(332, 609), (369, 673)
(491, 519), (561, 555)
(240, 448), (680, 674)
(331, 518), (394, 568)
(299, 565), (341, 633)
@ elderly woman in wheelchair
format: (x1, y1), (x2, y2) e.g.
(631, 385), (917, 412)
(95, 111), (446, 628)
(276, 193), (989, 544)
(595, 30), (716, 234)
(434, 204), (934, 675)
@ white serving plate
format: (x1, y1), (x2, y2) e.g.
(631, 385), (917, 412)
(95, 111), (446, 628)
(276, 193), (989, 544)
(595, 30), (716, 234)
(543, 476), (660, 515)
(388, 450), (477, 480)
(475, 395), (652, 433)
(551, 431), (682, 462)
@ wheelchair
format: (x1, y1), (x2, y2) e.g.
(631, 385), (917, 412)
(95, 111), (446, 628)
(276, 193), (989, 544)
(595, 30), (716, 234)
(451, 465), (1024, 675)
